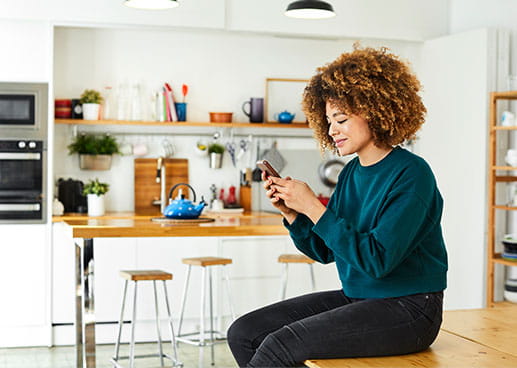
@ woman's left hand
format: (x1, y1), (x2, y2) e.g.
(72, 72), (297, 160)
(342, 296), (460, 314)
(268, 176), (327, 223)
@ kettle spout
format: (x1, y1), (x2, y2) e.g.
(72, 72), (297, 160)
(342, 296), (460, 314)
(194, 197), (207, 215)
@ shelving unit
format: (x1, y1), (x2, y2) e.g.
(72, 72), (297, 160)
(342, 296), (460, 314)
(487, 91), (517, 306)
(54, 118), (310, 129)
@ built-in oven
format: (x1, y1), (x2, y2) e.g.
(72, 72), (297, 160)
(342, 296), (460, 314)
(0, 140), (45, 223)
(0, 82), (48, 223)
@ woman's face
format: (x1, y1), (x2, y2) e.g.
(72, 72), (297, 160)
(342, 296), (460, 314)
(326, 102), (375, 157)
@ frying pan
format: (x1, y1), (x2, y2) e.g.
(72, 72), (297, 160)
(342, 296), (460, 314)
(318, 159), (345, 187)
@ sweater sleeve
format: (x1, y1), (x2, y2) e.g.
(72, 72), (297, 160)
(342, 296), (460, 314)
(284, 214), (335, 264)
(312, 189), (436, 279)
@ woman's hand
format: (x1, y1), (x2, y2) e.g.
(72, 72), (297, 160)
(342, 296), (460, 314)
(267, 176), (327, 224)
(262, 172), (298, 223)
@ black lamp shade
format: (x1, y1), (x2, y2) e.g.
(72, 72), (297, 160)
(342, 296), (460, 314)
(285, 0), (335, 19)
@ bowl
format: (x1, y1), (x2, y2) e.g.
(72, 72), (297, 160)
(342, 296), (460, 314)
(209, 112), (233, 123)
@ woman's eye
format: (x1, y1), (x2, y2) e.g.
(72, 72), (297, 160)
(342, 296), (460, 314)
(337, 119), (348, 124)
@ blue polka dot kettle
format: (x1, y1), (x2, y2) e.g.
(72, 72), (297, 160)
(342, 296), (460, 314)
(163, 183), (206, 219)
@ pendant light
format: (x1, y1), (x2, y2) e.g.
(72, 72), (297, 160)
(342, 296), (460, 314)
(285, 0), (335, 19)
(124, 0), (179, 10)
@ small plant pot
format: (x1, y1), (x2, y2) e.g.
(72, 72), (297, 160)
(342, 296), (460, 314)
(87, 194), (105, 217)
(209, 152), (223, 169)
(82, 103), (100, 120)
(79, 154), (112, 170)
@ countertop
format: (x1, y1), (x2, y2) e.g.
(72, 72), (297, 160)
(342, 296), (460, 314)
(53, 211), (288, 238)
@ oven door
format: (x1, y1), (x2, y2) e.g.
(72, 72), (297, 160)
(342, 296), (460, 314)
(0, 141), (44, 222)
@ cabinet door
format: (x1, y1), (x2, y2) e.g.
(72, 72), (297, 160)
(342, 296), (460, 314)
(0, 224), (48, 347)
(52, 222), (75, 324)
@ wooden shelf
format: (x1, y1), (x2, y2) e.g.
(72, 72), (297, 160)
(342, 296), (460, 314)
(495, 175), (517, 182)
(491, 90), (517, 100)
(491, 254), (517, 267)
(487, 90), (517, 306)
(493, 205), (517, 210)
(492, 125), (517, 130)
(55, 118), (310, 129)
(492, 166), (517, 171)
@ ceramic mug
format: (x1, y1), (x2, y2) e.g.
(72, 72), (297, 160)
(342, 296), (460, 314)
(132, 142), (148, 157)
(242, 97), (264, 123)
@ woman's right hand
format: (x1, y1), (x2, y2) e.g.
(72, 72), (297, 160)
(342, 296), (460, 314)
(262, 171), (298, 223)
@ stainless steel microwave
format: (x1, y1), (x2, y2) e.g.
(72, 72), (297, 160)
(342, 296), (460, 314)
(0, 82), (48, 140)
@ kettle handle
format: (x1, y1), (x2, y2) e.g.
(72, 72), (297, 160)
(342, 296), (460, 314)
(168, 183), (196, 202)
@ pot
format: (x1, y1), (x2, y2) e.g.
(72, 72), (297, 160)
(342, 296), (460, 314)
(318, 159), (345, 187)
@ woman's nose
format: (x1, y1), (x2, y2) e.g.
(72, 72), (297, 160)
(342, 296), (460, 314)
(328, 122), (337, 136)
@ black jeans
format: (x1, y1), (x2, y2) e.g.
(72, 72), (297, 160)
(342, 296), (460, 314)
(227, 290), (443, 367)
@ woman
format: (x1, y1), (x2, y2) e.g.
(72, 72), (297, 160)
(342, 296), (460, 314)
(227, 46), (448, 367)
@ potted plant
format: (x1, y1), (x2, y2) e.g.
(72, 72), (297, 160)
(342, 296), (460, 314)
(83, 178), (109, 216)
(80, 89), (103, 120)
(68, 133), (120, 170)
(208, 143), (225, 169)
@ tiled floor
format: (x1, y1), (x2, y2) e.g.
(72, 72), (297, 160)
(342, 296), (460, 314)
(0, 341), (237, 368)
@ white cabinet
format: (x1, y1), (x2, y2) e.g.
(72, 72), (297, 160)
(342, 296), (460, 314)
(0, 224), (49, 347)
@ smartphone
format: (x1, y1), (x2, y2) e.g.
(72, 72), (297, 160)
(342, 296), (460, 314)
(256, 159), (281, 178)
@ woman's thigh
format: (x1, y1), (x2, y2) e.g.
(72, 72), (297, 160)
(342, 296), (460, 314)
(227, 290), (352, 365)
(248, 291), (443, 366)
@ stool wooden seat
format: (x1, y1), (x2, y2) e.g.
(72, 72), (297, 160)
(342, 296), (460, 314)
(111, 269), (181, 368)
(120, 270), (173, 281)
(278, 254), (315, 264)
(182, 256), (232, 267)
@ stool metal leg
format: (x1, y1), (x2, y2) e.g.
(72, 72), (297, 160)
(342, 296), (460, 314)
(223, 265), (236, 322)
(309, 264), (316, 291)
(280, 263), (289, 300)
(162, 280), (181, 366)
(113, 280), (128, 364)
(199, 266), (206, 346)
(153, 280), (165, 367)
(209, 267), (215, 365)
(177, 265), (191, 337)
(129, 281), (138, 368)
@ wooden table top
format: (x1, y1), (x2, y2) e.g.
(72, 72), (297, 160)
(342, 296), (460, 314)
(305, 303), (517, 368)
(56, 212), (289, 238)
(441, 302), (517, 357)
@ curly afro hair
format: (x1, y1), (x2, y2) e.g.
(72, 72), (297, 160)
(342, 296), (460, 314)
(302, 45), (426, 153)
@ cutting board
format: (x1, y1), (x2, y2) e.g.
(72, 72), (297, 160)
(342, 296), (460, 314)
(134, 158), (189, 215)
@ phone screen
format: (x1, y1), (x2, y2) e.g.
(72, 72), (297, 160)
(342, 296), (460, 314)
(256, 160), (281, 178)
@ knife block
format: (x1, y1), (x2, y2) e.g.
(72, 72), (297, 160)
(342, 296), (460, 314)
(134, 158), (189, 215)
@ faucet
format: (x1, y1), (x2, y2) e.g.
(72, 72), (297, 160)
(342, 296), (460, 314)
(156, 157), (167, 213)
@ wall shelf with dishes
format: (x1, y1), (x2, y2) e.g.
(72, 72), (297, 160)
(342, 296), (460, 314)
(487, 91), (517, 307)
(54, 118), (310, 129)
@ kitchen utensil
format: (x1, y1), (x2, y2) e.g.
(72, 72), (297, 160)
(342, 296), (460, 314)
(260, 140), (286, 172)
(242, 97), (264, 123)
(236, 138), (250, 161)
(318, 159), (346, 187)
(162, 138), (175, 157)
(182, 84), (189, 102)
(226, 141), (237, 167)
(209, 112), (233, 123)
(163, 183), (207, 219)
(252, 140), (263, 181)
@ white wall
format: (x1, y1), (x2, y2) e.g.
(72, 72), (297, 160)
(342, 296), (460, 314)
(53, 26), (421, 211)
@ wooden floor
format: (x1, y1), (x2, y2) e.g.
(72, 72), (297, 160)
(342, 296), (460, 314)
(305, 303), (517, 368)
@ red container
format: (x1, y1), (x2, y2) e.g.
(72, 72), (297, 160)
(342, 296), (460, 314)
(55, 99), (72, 118)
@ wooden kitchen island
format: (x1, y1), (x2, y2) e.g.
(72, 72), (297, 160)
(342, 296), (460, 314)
(57, 212), (287, 368)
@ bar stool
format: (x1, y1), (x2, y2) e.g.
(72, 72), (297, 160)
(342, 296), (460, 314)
(176, 257), (235, 365)
(110, 270), (182, 368)
(278, 254), (316, 300)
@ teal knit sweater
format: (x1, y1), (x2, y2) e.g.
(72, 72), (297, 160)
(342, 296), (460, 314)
(285, 147), (448, 298)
